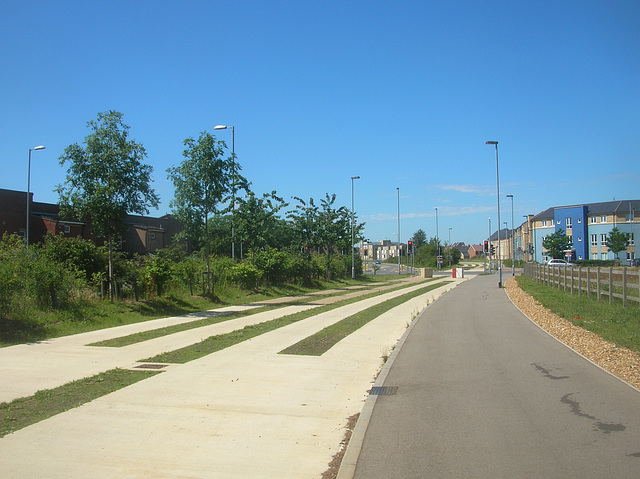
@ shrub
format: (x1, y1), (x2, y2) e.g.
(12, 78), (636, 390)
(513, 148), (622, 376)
(227, 263), (262, 290)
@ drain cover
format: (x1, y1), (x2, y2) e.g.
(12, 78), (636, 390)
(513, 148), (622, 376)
(370, 386), (398, 396)
(134, 363), (167, 370)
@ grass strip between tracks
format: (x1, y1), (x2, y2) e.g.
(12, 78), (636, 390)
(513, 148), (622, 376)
(88, 288), (372, 347)
(141, 281), (438, 364)
(0, 368), (160, 438)
(280, 281), (449, 356)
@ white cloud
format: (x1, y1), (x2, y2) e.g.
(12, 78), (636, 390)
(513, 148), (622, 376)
(436, 184), (494, 196)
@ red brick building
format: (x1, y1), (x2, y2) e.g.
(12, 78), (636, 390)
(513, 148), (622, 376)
(0, 188), (182, 255)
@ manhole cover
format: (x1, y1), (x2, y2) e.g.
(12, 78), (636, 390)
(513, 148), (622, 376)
(134, 364), (167, 370)
(370, 386), (398, 396)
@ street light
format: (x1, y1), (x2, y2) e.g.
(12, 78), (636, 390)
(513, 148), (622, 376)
(448, 227), (452, 266)
(397, 187), (400, 274)
(486, 141), (502, 288)
(351, 176), (360, 279)
(435, 207), (439, 270)
(214, 125), (236, 260)
(507, 194), (515, 276)
(27, 145), (45, 246)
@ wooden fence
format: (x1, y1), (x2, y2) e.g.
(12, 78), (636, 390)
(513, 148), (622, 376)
(523, 263), (640, 307)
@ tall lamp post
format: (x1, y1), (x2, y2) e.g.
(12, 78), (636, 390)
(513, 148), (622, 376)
(214, 125), (236, 260)
(27, 145), (46, 246)
(351, 176), (360, 279)
(488, 217), (492, 273)
(507, 194), (515, 276)
(448, 227), (452, 266)
(397, 187), (400, 274)
(435, 207), (440, 270)
(486, 141), (502, 288)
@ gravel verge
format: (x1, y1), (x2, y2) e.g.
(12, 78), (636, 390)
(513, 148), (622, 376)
(505, 276), (640, 391)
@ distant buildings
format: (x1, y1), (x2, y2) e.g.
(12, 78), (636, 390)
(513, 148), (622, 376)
(0, 188), (181, 256)
(357, 199), (639, 267)
(488, 200), (639, 265)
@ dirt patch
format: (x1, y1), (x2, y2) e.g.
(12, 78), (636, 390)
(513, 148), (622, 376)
(505, 277), (640, 390)
(322, 413), (360, 479)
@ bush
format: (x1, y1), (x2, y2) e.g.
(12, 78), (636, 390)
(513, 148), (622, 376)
(228, 263), (262, 290)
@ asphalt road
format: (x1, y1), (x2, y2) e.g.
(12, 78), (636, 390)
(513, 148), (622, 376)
(351, 273), (640, 478)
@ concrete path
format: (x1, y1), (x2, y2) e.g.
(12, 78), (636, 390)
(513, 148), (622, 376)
(0, 276), (463, 478)
(341, 273), (640, 479)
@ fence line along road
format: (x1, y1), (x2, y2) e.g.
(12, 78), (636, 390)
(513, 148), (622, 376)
(524, 263), (640, 307)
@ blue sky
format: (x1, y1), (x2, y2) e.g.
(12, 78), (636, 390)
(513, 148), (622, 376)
(2, 1), (638, 245)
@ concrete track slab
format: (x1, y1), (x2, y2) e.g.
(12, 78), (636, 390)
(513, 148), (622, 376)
(0, 278), (463, 478)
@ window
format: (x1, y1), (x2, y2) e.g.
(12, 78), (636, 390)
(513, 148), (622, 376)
(591, 234), (597, 246)
(63, 225), (71, 234)
(591, 253), (598, 260)
(630, 233), (635, 246)
(151, 233), (156, 240)
(577, 237), (582, 242)
(590, 216), (597, 224)
(557, 219), (561, 225)
(566, 217), (572, 227)
(567, 235), (573, 244)
(577, 218), (582, 224)
(601, 215), (607, 223)
(601, 234), (607, 245)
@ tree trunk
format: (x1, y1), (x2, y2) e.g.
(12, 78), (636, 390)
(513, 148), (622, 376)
(108, 236), (115, 301)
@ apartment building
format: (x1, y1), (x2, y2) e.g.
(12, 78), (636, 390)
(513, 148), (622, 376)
(525, 200), (638, 264)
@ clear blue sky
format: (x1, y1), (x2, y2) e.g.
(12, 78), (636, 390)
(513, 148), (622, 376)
(2, 1), (638, 245)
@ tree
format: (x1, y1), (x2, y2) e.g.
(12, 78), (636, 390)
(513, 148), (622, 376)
(412, 229), (427, 248)
(57, 111), (159, 299)
(542, 229), (572, 260)
(167, 131), (247, 294)
(606, 227), (630, 260)
(235, 191), (288, 259)
(288, 194), (364, 280)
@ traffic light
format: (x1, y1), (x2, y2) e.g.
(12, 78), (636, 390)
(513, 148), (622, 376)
(408, 240), (412, 253)
(483, 240), (488, 253)
(490, 244), (495, 255)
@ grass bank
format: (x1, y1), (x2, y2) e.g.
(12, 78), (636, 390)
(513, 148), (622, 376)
(516, 275), (640, 353)
(1, 276), (391, 348)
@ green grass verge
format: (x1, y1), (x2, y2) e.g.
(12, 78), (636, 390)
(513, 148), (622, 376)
(280, 281), (448, 356)
(516, 275), (640, 353)
(0, 368), (160, 438)
(142, 280), (431, 364)
(1, 277), (394, 348)
(87, 286), (388, 347)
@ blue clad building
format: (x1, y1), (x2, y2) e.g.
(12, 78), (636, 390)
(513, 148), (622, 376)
(531, 200), (639, 264)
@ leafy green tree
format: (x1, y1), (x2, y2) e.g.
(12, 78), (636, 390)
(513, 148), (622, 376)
(542, 229), (572, 259)
(288, 194), (364, 280)
(415, 237), (442, 268)
(57, 111), (159, 299)
(606, 226), (630, 260)
(412, 229), (427, 248)
(236, 191), (288, 259)
(167, 131), (247, 293)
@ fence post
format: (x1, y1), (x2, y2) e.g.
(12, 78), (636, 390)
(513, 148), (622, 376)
(622, 267), (627, 307)
(577, 266), (581, 296)
(597, 267), (601, 301)
(609, 267), (613, 304)
(571, 266), (575, 296)
(587, 266), (591, 297)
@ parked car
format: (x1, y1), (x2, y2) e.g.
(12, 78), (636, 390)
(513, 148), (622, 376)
(547, 259), (576, 267)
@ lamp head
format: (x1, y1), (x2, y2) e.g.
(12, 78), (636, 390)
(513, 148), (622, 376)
(486, 141), (498, 145)
(31, 145), (46, 151)
(214, 125), (227, 130)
